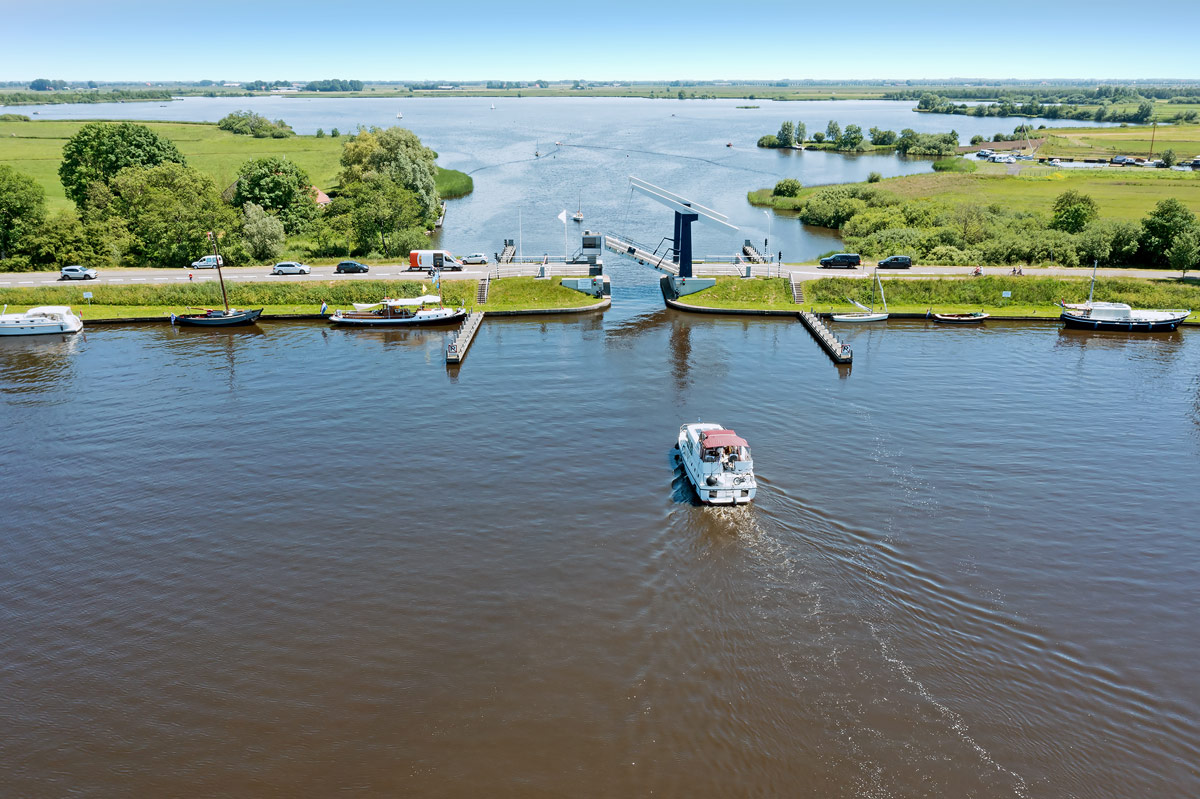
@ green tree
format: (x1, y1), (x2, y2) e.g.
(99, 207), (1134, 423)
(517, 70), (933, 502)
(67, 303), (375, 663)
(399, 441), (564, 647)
(1050, 190), (1099, 233)
(825, 120), (841, 143)
(315, 128), (325, 138)
(795, 122), (806, 145)
(339, 127), (440, 225)
(18, 209), (98, 268)
(330, 127), (340, 137)
(0, 165), (46, 261)
(970, 134), (985, 145)
(107, 162), (239, 268)
(1140, 197), (1197, 263)
(773, 178), (801, 197)
(1160, 149), (1177, 167)
(868, 127), (897, 146)
(242, 202), (286, 262)
(812, 131), (825, 143)
(1166, 227), (1199, 277)
(58, 122), (186, 206)
(776, 121), (794, 148)
(344, 177), (426, 257)
(757, 135), (779, 148)
(1077, 221), (1113, 265)
(837, 124), (864, 150)
(232, 156), (317, 233)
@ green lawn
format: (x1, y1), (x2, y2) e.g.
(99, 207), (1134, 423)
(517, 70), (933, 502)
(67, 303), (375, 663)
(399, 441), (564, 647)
(0, 119), (470, 213)
(677, 275), (1200, 323)
(0, 276), (601, 318)
(1036, 124), (1200, 160)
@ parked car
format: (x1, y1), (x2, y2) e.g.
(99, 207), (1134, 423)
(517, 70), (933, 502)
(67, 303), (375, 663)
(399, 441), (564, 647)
(818, 253), (861, 269)
(878, 255), (912, 269)
(271, 261), (311, 275)
(335, 260), (369, 274)
(60, 265), (97, 280)
(191, 255), (223, 269)
(460, 253), (489, 265)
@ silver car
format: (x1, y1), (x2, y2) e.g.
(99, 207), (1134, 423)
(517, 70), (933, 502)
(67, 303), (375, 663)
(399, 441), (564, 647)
(271, 261), (311, 275)
(60, 265), (97, 280)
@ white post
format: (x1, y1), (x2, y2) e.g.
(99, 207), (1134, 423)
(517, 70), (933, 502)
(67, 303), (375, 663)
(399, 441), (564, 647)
(518, 208), (523, 261)
(762, 209), (772, 277)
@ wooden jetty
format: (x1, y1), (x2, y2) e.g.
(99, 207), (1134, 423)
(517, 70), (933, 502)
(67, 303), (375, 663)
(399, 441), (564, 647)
(446, 311), (484, 364)
(799, 311), (852, 364)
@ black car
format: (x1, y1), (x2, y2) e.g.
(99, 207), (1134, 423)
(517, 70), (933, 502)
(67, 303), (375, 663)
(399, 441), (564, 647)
(878, 255), (912, 269)
(818, 253), (861, 268)
(335, 260), (369, 274)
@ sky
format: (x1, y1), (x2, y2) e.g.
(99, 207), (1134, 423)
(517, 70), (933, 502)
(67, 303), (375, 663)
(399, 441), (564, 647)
(3, 0), (1198, 82)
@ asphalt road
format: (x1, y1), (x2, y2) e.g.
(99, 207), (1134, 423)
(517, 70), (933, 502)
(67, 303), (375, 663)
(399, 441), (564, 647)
(0, 263), (1186, 288)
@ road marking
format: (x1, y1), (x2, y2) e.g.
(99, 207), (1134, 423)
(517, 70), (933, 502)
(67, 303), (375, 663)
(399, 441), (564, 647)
(18, 280), (34, 284)
(154, 278), (169, 281)
(110, 278), (124, 282)
(131, 278), (146, 282)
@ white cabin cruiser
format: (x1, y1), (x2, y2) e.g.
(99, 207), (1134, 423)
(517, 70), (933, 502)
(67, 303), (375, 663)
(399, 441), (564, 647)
(0, 306), (83, 336)
(676, 423), (757, 505)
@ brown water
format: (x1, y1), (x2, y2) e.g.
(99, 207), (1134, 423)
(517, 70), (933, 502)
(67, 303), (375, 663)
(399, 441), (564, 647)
(2, 285), (1198, 796)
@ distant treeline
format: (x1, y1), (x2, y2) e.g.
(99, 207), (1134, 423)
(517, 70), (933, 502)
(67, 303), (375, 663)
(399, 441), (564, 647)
(884, 85), (1200, 103)
(910, 93), (1157, 123)
(0, 89), (174, 105)
(302, 79), (364, 92)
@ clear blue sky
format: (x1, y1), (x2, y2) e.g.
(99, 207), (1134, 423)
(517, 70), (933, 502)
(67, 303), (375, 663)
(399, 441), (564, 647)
(4, 0), (1197, 82)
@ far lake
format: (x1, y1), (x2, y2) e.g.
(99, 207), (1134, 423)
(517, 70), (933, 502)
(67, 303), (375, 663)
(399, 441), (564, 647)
(2, 97), (1121, 260)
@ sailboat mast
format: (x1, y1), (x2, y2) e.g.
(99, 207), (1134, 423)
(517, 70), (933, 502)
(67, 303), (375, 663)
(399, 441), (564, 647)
(209, 231), (230, 313)
(1088, 259), (1097, 304)
(877, 271), (887, 312)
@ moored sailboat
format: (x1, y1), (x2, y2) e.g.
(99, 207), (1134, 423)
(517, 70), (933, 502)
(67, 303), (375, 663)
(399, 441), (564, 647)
(1059, 261), (1189, 331)
(832, 270), (888, 322)
(173, 234), (263, 327)
(328, 295), (465, 327)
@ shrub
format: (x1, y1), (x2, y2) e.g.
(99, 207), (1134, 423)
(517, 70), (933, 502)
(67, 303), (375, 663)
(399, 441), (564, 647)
(867, 171), (882, 183)
(811, 132), (825, 143)
(773, 178), (802, 197)
(756, 134), (780, 148)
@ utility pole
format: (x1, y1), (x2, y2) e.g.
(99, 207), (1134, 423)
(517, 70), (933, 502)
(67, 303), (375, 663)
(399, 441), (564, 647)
(1149, 122), (1157, 160)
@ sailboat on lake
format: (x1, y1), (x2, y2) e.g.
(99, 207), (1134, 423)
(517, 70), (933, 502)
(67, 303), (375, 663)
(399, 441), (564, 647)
(832, 270), (888, 322)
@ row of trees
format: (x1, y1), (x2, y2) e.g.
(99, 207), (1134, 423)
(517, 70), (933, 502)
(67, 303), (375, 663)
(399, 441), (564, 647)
(780, 183), (1199, 273)
(916, 93), (1156, 123)
(886, 85), (1195, 104)
(759, 120), (958, 155)
(303, 79), (364, 92)
(0, 121), (444, 270)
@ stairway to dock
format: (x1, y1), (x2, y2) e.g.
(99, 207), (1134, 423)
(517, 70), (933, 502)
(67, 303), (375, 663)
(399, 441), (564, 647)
(799, 311), (851, 364)
(498, 243), (516, 264)
(447, 311), (485, 364)
(789, 272), (804, 304)
(476, 275), (490, 305)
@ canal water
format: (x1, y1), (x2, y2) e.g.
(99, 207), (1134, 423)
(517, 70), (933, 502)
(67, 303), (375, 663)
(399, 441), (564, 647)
(2, 271), (1197, 796)
(4, 96), (1120, 262)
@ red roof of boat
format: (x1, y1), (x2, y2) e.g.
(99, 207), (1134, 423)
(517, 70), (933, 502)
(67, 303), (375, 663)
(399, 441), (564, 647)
(700, 430), (748, 448)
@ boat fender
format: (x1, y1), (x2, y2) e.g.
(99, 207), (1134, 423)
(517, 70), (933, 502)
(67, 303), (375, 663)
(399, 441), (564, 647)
(706, 476), (718, 486)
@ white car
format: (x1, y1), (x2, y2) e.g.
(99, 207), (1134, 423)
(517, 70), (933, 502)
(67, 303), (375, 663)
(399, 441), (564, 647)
(191, 255), (223, 269)
(461, 253), (489, 265)
(60, 265), (97, 280)
(271, 261), (311, 275)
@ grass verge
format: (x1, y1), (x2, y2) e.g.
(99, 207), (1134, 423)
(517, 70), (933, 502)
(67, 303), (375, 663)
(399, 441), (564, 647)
(678, 276), (1200, 322)
(0, 277), (601, 318)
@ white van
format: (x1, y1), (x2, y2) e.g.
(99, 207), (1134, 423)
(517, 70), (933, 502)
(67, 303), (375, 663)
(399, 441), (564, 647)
(408, 250), (463, 272)
(191, 255), (223, 269)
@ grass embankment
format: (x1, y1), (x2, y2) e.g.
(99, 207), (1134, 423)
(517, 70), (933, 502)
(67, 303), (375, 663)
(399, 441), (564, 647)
(678, 276), (1200, 322)
(0, 119), (472, 213)
(0, 277), (600, 319)
(750, 167), (1200, 220)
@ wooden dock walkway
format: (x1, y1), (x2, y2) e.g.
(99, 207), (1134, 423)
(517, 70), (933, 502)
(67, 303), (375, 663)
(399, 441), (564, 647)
(799, 311), (852, 364)
(446, 311), (485, 363)
(742, 241), (767, 263)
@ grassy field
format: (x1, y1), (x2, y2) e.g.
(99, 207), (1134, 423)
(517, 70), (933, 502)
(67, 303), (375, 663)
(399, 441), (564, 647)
(0, 119), (470, 213)
(0, 277), (600, 318)
(679, 275), (1200, 322)
(751, 164), (1200, 221)
(1036, 124), (1200, 160)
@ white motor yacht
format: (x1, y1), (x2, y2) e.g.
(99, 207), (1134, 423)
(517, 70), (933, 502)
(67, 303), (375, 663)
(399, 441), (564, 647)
(0, 305), (83, 336)
(676, 423), (757, 505)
